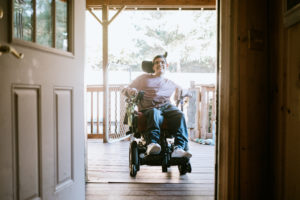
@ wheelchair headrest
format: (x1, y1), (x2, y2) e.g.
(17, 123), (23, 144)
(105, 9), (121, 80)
(142, 61), (154, 73)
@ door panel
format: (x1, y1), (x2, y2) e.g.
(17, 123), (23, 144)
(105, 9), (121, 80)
(13, 86), (42, 200)
(54, 88), (73, 192)
(0, 1), (86, 200)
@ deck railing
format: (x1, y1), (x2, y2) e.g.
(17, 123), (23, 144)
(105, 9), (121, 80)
(86, 82), (216, 142)
(187, 82), (216, 140)
(86, 84), (129, 141)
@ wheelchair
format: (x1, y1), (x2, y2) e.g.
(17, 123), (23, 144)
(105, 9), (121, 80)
(124, 70), (192, 177)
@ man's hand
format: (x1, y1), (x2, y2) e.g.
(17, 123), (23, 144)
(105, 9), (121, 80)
(122, 87), (138, 97)
(128, 88), (138, 96)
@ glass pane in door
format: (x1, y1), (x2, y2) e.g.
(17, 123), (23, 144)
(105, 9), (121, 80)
(13, 0), (34, 41)
(55, 0), (68, 51)
(36, 0), (53, 47)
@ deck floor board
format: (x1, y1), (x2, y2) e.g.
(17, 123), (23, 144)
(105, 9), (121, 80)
(86, 139), (215, 199)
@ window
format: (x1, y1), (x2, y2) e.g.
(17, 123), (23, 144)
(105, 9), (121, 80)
(13, 0), (72, 53)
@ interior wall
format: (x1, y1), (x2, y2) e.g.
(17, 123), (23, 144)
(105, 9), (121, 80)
(270, 0), (300, 199)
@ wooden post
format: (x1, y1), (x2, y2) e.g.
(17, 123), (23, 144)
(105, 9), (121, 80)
(89, 5), (126, 143)
(102, 5), (109, 143)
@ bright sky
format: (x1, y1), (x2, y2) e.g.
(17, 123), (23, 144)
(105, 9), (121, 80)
(85, 10), (216, 67)
(85, 10), (217, 86)
(85, 10), (207, 47)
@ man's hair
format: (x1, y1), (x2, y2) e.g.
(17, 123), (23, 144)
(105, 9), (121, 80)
(152, 52), (168, 63)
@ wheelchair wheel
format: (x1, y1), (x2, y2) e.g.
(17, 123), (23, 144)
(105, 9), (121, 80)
(130, 164), (137, 177)
(186, 162), (192, 173)
(162, 165), (168, 172)
(178, 164), (187, 175)
(129, 141), (139, 177)
(162, 155), (168, 172)
(162, 159), (168, 172)
(178, 162), (192, 175)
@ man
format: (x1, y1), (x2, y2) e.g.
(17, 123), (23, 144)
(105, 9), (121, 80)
(123, 54), (192, 158)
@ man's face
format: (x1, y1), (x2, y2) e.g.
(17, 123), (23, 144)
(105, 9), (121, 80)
(153, 57), (168, 76)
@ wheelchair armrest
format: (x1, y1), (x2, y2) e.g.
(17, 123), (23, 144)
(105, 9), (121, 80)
(125, 112), (144, 138)
(137, 112), (147, 133)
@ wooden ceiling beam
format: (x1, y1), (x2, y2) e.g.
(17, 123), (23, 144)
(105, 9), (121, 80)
(86, 0), (216, 9)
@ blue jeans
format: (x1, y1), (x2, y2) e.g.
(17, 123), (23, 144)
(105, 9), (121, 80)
(141, 104), (189, 150)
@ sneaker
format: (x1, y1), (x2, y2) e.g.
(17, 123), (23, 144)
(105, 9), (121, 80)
(146, 143), (161, 155)
(171, 146), (192, 158)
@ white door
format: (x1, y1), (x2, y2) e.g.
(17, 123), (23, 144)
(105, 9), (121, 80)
(0, 1), (85, 200)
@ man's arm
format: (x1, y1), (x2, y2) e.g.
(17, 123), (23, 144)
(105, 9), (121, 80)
(122, 74), (144, 97)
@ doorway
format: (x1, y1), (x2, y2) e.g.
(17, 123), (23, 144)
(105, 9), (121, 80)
(84, 6), (218, 200)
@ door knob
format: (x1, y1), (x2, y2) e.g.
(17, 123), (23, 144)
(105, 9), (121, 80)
(0, 45), (24, 59)
(0, 8), (3, 19)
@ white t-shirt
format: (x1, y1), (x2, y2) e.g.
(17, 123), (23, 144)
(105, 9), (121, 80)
(125, 73), (179, 111)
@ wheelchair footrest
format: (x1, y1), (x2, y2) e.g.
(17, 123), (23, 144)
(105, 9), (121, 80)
(140, 154), (189, 166)
(169, 157), (190, 165)
(140, 154), (163, 166)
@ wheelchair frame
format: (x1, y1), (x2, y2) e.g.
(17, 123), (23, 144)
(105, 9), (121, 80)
(125, 91), (192, 177)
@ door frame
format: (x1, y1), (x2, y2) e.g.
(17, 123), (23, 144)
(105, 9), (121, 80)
(83, 0), (241, 199)
(218, 0), (240, 199)
(0, 0), (86, 199)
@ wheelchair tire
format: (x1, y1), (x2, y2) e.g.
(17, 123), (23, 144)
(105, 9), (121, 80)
(178, 164), (187, 175)
(162, 155), (168, 172)
(129, 141), (139, 176)
(130, 164), (137, 177)
(162, 165), (168, 172)
(187, 162), (192, 173)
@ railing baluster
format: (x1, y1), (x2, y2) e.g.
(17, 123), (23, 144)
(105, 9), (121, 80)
(97, 91), (99, 135)
(187, 83), (216, 141)
(85, 84), (133, 141)
(91, 91), (93, 135)
(115, 89), (118, 135)
(120, 87), (126, 138)
(109, 88), (112, 137)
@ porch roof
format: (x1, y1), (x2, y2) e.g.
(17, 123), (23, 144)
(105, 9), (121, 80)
(86, 0), (216, 10)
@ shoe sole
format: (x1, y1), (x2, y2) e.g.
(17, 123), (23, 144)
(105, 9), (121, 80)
(185, 153), (192, 159)
(172, 152), (192, 159)
(148, 146), (161, 155)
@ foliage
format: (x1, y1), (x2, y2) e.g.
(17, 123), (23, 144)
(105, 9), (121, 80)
(55, 0), (68, 51)
(14, 0), (34, 41)
(36, 0), (52, 47)
(13, 0), (68, 50)
(87, 10), (216, 73)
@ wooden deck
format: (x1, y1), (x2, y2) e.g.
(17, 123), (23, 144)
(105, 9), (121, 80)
(86, 139), (215, 199)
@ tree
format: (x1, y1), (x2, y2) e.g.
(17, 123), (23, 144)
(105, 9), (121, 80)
(36, 0), (52, 47)
(132, 11), (216, 72)
(87, 10), (217, 73)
